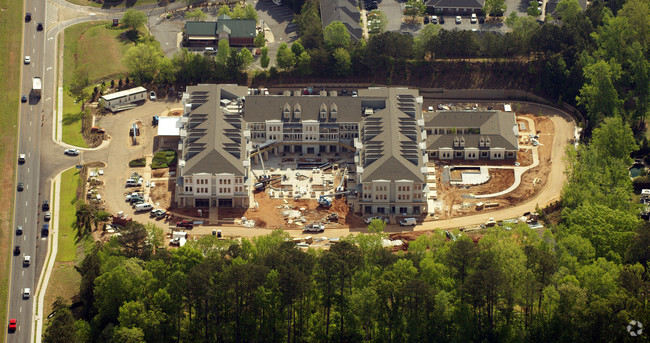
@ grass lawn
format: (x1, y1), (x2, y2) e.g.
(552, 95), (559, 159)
(0, 0), (24, 340)
(58, 168), (82, 262)
(62, 91), (90, 148)
(63, 21), (135, 84)
(42, 263), (82, 323)
(65, 0), (160, 8)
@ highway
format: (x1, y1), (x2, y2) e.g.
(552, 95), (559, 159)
(7, 0), (47, 341)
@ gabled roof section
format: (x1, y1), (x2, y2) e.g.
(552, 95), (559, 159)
(181, 84), (249, 176)
(184, 22), (218, 36)
(243, 96), (362, 122)
(360, 88), (425, 183)
(424, 111), (518, 150)
(319, 0), (363, 41)
(425, 0), (485, 9)
(216, 19), (256, 38)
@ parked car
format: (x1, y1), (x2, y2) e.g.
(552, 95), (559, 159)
(431, 15), (438, 24)
(149, 91), (156, 101)
(365, 216), (388, 224)
(8, 319), (16, 332)
(44, 211), (51, 221)
(37, 23), (43, 31)
(64, 148), (79, 156)
(439, 16), (445, 24)
(303, 223), (325, 233)
(423, 16), (429, 24)
(17, 183), (24, 192)
(400, 218), (417, 226)
(471, 13), (477, 23)
(455, 16), (462, 24)
(176, 220), (193, 228)
(42, 200), (49, 211)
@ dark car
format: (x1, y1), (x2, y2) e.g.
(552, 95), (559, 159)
(13, 246), (20, 255)
(439, 16), (445, 24)
(42, 200), (50, 211)
(16, 226), (23, 235)
(341, 89), (348, 95)
(21, 95), (27, 103)
(176, 220), (193, 228)
(25, 13), (31, 22)
(365, 2), (377, 9)
(423, 16), (429, 24)
(17, 183), (24, 191)
(37, 23), (43, 31)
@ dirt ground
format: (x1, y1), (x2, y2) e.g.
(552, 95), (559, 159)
(217, 191), (366, 230)
(435, 114), (554, 219)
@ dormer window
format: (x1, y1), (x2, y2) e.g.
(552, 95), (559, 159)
(453, 136), (459, 147)
(486, 137), (491, 147)
(294, 104), (301, 119)
(460, 137), (465, 147)
(480, 136), (485, 147)
(320, 103), (327, 119)
(282, 103), (291, 119)
(330, 103), (338, 119)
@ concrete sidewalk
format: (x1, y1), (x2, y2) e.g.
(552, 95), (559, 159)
(32, 175), (61, 343)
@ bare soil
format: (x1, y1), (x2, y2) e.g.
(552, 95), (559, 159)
(435, 114), (554, 219)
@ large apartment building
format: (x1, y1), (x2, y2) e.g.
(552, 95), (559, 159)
(176, 84), (251, 208)
(424, 110), (519, 161)
(175, 85), (518, 214)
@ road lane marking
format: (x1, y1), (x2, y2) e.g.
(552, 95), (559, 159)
(47, 67), (52, 71)
(21, 271), (24, 276)
(29, 136), (31, 142)
(27, 168), (29, 173)
(26, 185), (28, 190)
(20, 307), (22, 313)
(25, 201), (28, 207)
(24, 218), (26, 223)
(30, 121), (32, 126)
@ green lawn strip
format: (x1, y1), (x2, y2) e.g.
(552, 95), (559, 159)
(64, 0), (160, 8)
(61, 91), (89, 148)
(151, 150), (177, 169)
(57, 168), (81, 262)
(0, 0), (24, 340)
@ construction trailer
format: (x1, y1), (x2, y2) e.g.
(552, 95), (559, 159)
(100, 86), (147, 112)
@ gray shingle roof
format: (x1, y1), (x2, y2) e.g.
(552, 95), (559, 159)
(181, 84), (249, 176)
(185, 18), (256, 39)
(424, 111), (518, 151)
(243, 95), (363, 123)
(319, 0), (362, 41)
(359, 88), (425, 183)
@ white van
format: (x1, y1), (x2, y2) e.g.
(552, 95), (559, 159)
(126, 179), (138, 187)
(134, 203), (153, 212)
(399, 218), (417, 226)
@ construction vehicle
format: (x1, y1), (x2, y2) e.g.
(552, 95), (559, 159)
(318, 191), (349, 207)
(254, 176), (282, 191)
(326, 213), (339, 221)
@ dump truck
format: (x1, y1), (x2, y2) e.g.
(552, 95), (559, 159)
(32, 77), (42, 99)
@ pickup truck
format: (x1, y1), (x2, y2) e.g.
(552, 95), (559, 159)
(303, 223), (325, 233)
(176, 220), (193, 228)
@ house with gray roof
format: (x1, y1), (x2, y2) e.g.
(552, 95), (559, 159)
(319, 0), (363, 41)
(425, 0), (486, 14)
(424, 111), (519, 161)
(176, 84), (252, 208)
(182, 15), (256, 48)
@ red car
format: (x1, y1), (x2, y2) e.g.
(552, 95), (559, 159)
(176, 220), (193, 228)
(8, 319), (16, 332)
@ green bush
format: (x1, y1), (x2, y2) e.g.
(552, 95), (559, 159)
(151, 150), (177, 169)
(129, 158), (146, 167)
(96, 210), (111, 221)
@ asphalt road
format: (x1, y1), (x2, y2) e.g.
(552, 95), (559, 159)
(7, 0), (48, 341)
